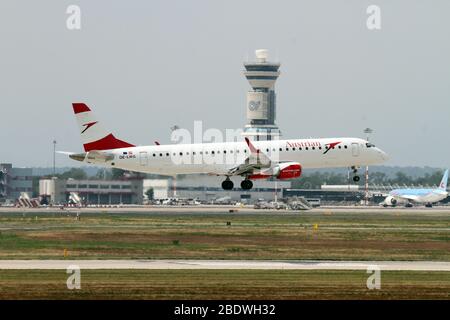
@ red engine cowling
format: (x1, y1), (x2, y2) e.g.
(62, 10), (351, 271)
(276, 162), (302, 180)
(248, 162), (302, 180)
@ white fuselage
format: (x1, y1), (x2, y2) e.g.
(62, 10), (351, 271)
(86, 137), (388, 176)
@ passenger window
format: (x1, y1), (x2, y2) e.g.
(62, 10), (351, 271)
(153, 154), (156, 157)
(306, 147), (309, 150)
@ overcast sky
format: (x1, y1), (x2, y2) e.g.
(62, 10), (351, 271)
(0, 1), (449, 168)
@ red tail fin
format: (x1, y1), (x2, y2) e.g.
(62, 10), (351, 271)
(72, 103), (135, 152)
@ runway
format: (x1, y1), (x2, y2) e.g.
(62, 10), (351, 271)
(1, 205), (450, 215)
(0, 260), (449, 271)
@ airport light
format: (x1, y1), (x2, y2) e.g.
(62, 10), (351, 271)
(170, 126), (179, 197)
(53, 139), (57, 176)
(363, 128), (373, 205)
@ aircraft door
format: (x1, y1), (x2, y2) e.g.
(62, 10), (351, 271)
(139, 151), (148, 166)
(351, 143), (360, 157)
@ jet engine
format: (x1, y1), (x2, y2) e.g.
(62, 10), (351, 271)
(383, 196), (397, 206)
(249, 162), (302, 180)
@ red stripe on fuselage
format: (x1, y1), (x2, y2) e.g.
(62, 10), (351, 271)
(73, 103), (91, 114)
(83, 134), (135, 152)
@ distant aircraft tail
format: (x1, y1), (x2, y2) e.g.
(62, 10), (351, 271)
(438, 169), (448, 190)
(72, 103), (135, 152)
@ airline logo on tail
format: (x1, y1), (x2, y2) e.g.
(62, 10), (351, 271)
(81, 121), (98, 134)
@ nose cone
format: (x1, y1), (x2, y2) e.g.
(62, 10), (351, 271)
(376, 148), (389, 162)
(380, 150), (389, 161)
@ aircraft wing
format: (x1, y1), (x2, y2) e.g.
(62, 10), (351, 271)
(227, 138), (272, 176)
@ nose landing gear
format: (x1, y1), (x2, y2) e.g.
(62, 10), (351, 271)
(351, 166), (360, 182)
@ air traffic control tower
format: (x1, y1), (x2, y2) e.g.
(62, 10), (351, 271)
(243, 49), (281, 141)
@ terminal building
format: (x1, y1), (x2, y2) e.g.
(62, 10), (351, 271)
(0, 163), (33, 202)
(39, 178), (143, 205)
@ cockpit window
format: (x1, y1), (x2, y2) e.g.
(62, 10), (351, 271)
(366, 143), (375, 148)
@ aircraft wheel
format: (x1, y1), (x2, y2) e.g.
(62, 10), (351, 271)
(221, 179), (234, 190)
(241, 179), (253, 190)
(352, 175), (360, 182)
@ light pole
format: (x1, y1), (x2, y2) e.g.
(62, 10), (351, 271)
(363, 128), (373, 206)
(170, 125), (180, 198)
(53, 139), (57, 176)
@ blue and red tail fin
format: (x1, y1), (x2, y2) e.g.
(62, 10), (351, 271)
(439, 169), (448, 190)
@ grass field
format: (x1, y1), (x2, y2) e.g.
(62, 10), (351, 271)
(0, 210), (449, 261)
(0, 269), (449, 299)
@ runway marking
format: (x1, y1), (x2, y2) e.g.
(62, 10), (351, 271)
(0, 260), (449, 271)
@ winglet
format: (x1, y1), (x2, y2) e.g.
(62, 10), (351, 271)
(245, 137), (259, 154)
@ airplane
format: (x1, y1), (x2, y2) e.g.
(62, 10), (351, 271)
(65, 103), (389, 190)
(382, 169), (449, 208)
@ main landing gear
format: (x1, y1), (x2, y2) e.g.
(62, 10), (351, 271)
(221, 178), (234, 190)
(351, 166), (360, 182)
(240, 179), (253, 190)
(221, 178), (254, 190)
